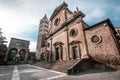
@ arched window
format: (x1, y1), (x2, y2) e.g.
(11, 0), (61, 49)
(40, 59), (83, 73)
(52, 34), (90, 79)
(45, 21), (49, 24)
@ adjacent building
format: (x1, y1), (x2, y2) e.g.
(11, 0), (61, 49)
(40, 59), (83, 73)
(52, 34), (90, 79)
(5, 38), (30, 62)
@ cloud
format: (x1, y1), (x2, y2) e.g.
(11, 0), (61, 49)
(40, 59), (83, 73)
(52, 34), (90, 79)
(0, 0), (59, 51)
(66, 0), (120, 26)
(29, 41), (36, 52)
(0, 0), (23, 7)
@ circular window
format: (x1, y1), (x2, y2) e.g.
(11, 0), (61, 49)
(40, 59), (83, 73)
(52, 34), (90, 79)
(70, 29), (78, 37)
(91, 35), (102, 43)
(54, 18), (60, 26)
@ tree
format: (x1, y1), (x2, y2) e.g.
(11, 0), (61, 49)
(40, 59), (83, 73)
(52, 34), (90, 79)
(0, 28), (7, 52)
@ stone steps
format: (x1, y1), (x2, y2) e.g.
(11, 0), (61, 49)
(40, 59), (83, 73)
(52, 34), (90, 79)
(34, 59), (80, 73)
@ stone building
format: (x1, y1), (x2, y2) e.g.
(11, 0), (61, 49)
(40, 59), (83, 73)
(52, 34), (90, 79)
(36, 2), (120, 61)
(5, 38), (29, 62)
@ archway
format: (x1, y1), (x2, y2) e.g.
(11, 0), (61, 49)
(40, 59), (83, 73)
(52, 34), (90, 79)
(40, 53), (45, 61)
(8, 48), (18, 61)
(19, 49), (26, 61)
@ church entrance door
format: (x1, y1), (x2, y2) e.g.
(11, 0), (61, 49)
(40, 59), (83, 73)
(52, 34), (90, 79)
(55, 47), (59, 60)
(72, 46), (78, 59)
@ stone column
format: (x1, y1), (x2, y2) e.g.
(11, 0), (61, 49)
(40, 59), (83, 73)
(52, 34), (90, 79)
(24, 49), (29, 62)
(4, 49), (9, 62)
(59, 46), (62, 61)
(77, 43), (80, 59)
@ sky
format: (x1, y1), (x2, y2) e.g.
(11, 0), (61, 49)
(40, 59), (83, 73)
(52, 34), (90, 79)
(0, 0), (120, 52)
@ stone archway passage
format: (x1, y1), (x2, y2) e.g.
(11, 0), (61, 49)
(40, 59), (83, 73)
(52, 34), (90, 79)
(19, 49), (26, 61)
(8, 48), (18, 61)
(40, 53), (46, 61)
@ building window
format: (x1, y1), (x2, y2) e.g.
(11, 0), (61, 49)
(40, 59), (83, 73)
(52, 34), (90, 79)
(45, 21), (49, 24)
(91, 35), (102, 43)
(70, 28), (78, 37)
(45, 25), (48, 28)
(16, 42), (20, 46)
(54, 18), (60, 26)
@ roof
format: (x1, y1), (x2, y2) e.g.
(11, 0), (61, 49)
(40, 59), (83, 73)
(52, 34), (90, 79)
(11, 37), (30, 43)
(84, 18), (117, 34)
(43, 14), (48, 19)
(50, 2), (68, 20)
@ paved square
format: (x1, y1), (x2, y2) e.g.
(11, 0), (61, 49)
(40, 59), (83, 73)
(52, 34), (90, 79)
(0, 64), (120, 80)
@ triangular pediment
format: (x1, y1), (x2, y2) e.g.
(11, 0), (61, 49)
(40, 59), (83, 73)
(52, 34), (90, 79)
(50, 2), (68, 20)
(47, 2), (85, 39)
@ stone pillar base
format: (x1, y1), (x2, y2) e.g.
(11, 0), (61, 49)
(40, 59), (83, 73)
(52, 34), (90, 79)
(81, 55), (89, 59)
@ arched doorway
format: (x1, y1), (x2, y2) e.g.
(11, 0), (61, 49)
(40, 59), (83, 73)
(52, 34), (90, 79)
(72, 46), (78, 59)
(8, 48), (18, 61)
(40, 53), (45, 61)
(19, 49), (26, 61)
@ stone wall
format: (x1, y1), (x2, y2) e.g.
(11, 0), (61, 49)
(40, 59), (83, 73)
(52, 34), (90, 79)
(85, 22), (120, 58)
(68, 17), (88, 59)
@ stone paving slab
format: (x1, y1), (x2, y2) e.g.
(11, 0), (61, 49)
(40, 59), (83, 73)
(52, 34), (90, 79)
(0, 65), (14, 80)
(18, 64), (66, 80)
(0, 64), (120, 80)
(52, 68), (120, 80)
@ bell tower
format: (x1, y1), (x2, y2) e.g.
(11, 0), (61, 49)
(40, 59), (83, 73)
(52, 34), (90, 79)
(36, 15), (49, 60)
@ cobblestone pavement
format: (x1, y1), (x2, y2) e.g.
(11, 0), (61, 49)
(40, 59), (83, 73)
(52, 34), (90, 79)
(0, 64), (120, 80)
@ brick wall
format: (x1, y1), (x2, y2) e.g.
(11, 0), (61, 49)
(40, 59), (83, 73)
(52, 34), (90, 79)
(85, 22), (120, 58)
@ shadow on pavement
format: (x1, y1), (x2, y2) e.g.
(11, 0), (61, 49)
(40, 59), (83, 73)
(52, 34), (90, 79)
(72, 68), (116, 76)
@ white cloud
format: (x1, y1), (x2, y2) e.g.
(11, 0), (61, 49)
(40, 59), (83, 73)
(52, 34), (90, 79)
(29, 41), (36, 52)
(84, 7), (105, 22)
(0, 0), (40, 51)
(0, 0), (59, 51)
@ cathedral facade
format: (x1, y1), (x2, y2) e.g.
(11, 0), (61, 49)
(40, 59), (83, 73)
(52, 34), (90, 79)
(36, 2), (120, 61)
